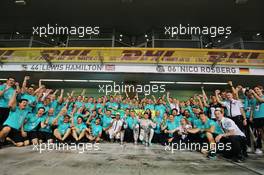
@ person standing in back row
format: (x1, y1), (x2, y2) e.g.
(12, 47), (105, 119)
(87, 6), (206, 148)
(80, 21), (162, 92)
(215, 90), (247, 133)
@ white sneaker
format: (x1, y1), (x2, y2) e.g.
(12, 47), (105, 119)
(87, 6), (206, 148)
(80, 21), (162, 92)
(255, 149), (263, 155)
(247, 147), (252, 153)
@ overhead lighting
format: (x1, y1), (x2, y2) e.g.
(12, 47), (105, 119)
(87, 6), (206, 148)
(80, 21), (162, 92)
(89, 80), (113, 83)
(15, 0), (26, 5)
(40, 79), (63, 82)
(176, 82), (202, 85)
(225, 36), (228, 39)
(64, 80), (88, 82)
(176, 82), (227, 85)
(146, 39), (149, 42)
(16, 32), (20, 35)
(144, 34), (148, 38)
(234, 0), (248, 5)
(119, 38), (122, 41)
(202, 82), (228, 85)
(51, 39), (54, 42)
(256, 33), (261, 36)
(149, 81), (175, 84)
(217, 40), (221, 43)
(120, 34), (123, 37)
(40, 79), (113, 83)
(44, 35), (47, 37)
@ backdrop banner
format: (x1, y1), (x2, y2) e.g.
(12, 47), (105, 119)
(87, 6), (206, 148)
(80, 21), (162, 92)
(0, 47), (264, 66)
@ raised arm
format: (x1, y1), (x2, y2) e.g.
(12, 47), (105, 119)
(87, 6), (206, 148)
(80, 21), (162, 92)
(152, 95), (157, 104)
(201, 86), (208, 101)
(21, 76), (30, 94)
(215, 89), (223, 105)
(250, 89), (264, 103)
(228, 81), (239, 100)
(8, 91), (17, 110)
(57, 89), (64, 103)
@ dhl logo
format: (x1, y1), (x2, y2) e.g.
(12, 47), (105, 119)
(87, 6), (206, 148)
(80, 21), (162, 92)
(0, 49), (263, 64)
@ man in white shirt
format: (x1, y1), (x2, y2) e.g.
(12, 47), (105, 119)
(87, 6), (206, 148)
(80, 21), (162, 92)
(214, 108), (247, 162)
(215, 90), (247, 133)
(109, 113), (124, 145)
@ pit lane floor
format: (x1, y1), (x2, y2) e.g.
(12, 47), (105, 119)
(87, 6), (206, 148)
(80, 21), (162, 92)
(0, 143), (263, 175)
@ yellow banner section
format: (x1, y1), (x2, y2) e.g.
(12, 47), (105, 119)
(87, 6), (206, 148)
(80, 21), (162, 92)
(0, 47), (264, 66)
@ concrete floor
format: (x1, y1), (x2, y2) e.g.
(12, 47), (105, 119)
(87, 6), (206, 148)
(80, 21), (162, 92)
(0, 143), (263, 175)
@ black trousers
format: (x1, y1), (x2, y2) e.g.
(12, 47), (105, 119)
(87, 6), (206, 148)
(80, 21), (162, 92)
(0, 107), (10, 127)
(245, 119), (254, 147)
(219, 135), (247, 159)
(152, 132), (166, 145)
(229, 115), (245, 133)
(124, 128), (134, 142)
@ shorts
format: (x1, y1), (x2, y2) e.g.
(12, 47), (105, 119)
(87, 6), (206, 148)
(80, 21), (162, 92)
(39, 131), (54, 141)
(3, 125), (25, 143)
(253, 118), (264, 128)
(26, 131), (39, 140)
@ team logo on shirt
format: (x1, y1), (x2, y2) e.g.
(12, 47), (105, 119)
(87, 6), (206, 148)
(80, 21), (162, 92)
(223, 121), (232, 128)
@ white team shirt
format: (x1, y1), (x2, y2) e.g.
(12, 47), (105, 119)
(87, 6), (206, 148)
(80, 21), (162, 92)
(222, 99), (244, 117)
(220, 117), (245, 137)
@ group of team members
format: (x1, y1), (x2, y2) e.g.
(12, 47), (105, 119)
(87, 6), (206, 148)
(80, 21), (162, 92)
(0, 77), (263, 162)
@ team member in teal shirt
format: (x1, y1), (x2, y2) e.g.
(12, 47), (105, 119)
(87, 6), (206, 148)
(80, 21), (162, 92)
(39, 108), (57, 143)
(96, 97), (105, 111)
(23, 107), (46, 145)
(144, 99), (155, 110)
(154, 99), (167, 118)
(53, 115), (72, 142)
(72, 116), (88, 141)
(187, 112), (223, 159)
(0, 91), (29, 147)
(85, 97), (96, 112)
(124, 110), (139, 144)
(152, 113), (165, 144)
(0, 77), (16, 126)
(34, 97), (51, 114)
(101, 110), (113, 140)
(163, 114), (179, 143)
(250, 86), (264, 154)
(87, 118), (103, 143)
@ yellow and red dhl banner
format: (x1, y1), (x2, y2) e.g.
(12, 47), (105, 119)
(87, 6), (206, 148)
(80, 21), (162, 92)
(0, 47), (264, 66)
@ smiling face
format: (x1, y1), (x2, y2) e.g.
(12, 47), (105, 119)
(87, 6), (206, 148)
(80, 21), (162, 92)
(169, 114), (174, 122)
(48, 108), (54, 115)
(199, 113), (207, 123)
(37, 108), (45, 116)
(226, 92), (233, 101)
(214, 110), (223, 121)
(180, 118), (187, 125)
(77, 117), (83, 124)
(6, 78), (15, 86)
(183, 110), (190, 117)
(211, 95), (217, 103)
(27, 87), (34, 95)
(254, 86), (263, 96)
(19, 100), (28, 109)
(95, 118), (101, 125)
(63, 116), (70, 123)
